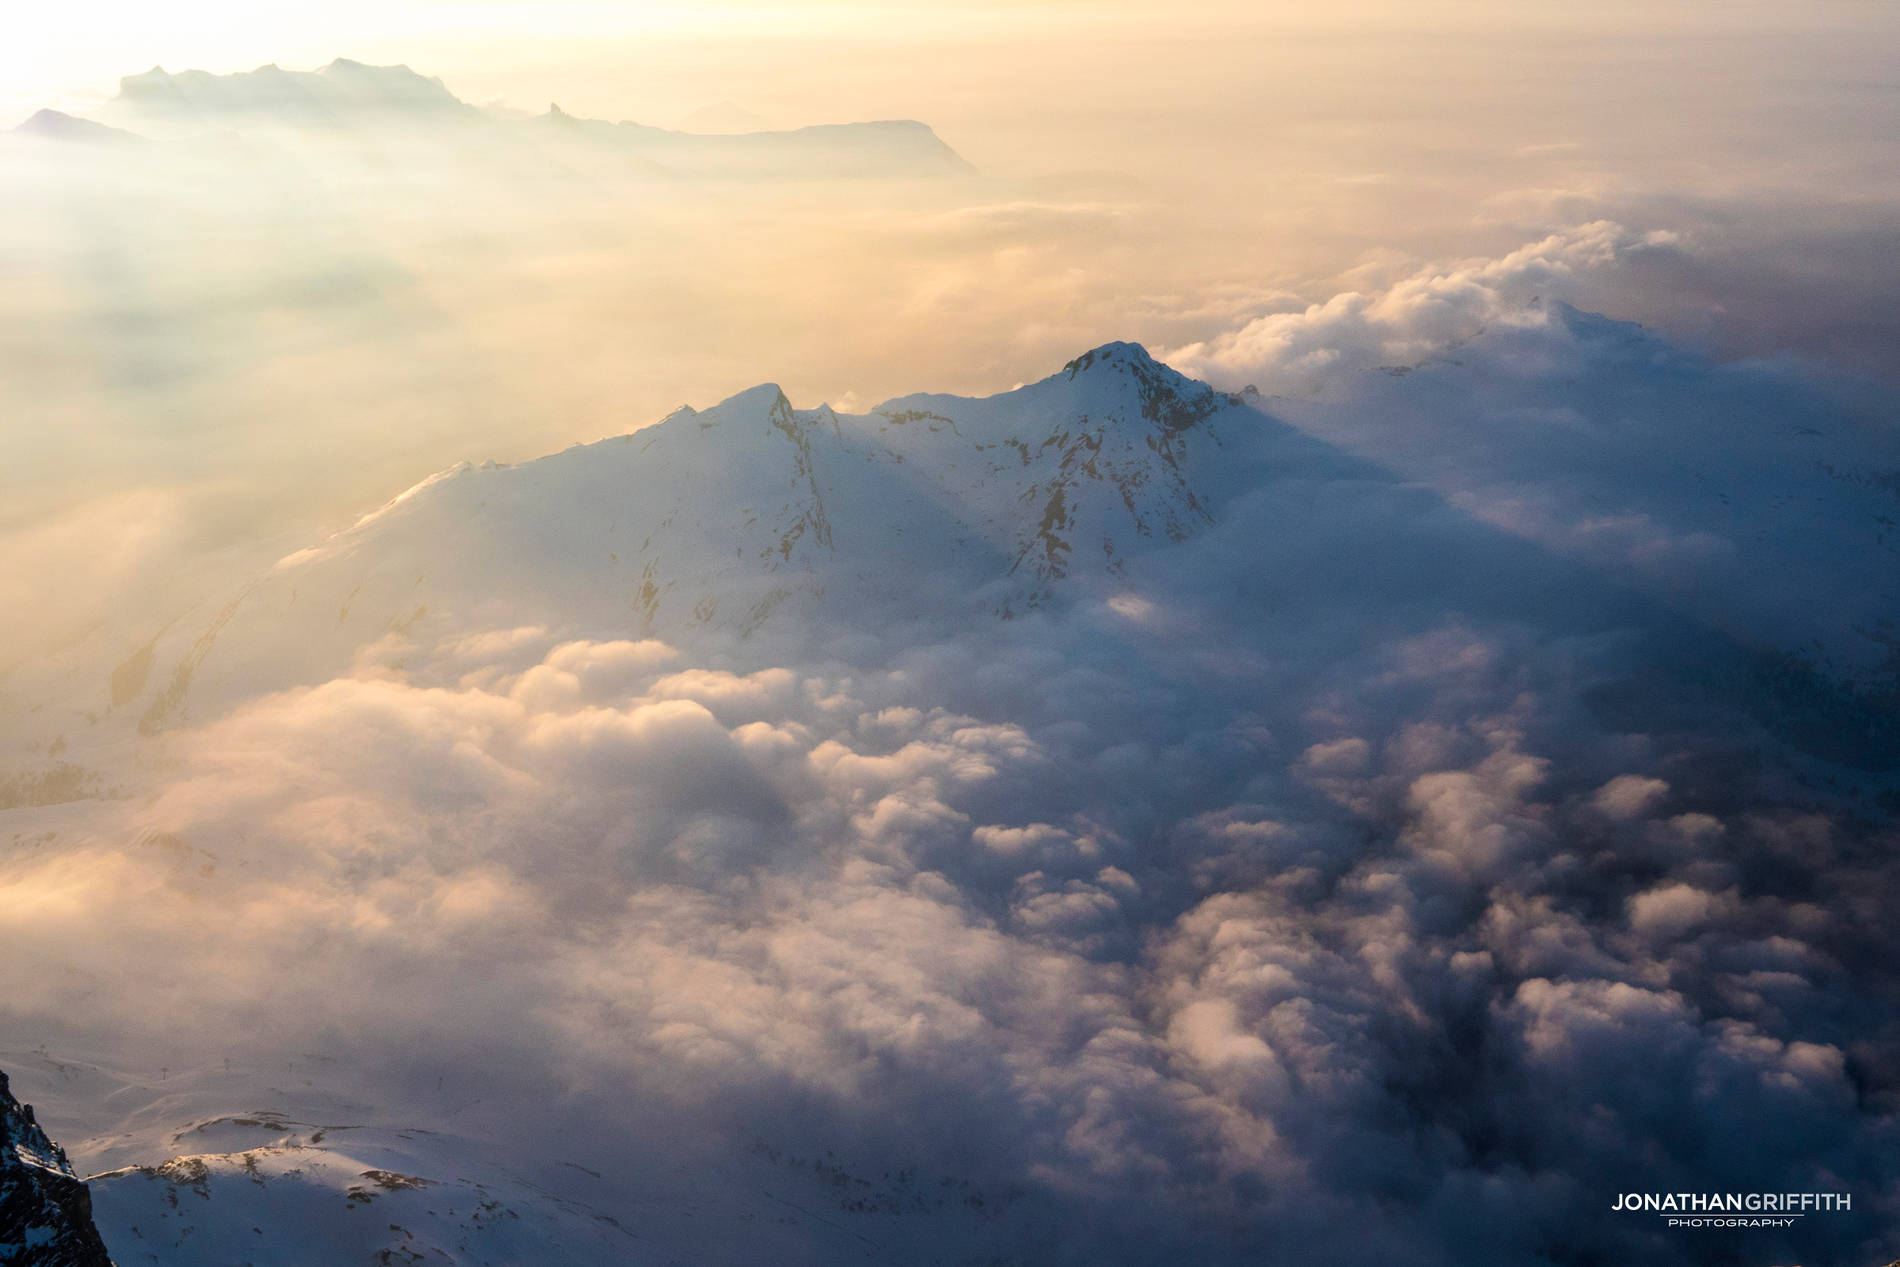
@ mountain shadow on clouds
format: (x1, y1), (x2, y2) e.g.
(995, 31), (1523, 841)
(1250, 301), (1900, 769)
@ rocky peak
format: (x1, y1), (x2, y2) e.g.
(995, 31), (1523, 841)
(1061, 340), (1160, 377)
(1, 1067), (114, 1266)
(1059, 341), (1232, 435)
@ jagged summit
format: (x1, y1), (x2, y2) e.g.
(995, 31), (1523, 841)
(1062, 340), (1161, 375)
(923, 339), (1241, 446)
(707, 381), (794, 418)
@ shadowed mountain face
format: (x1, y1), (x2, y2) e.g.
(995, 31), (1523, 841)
(0, 1070), (114, 1267)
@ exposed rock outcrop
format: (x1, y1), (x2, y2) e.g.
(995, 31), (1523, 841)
(0, 1069), (113, 1267)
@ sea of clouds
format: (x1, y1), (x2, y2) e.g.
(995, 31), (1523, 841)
(5, 227), (1898, 1264)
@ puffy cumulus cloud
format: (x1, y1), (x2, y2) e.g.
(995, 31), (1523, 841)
(1402, 740), (1550, 877)
(1594, 773), (1670, 820)
(502, 636), (680, 708)
(1626, 881), (1730, 939)
(1164, 222), (1674, 395)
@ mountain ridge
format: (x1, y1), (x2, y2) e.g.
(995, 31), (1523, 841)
(120, 341), (1250, 728)
(54, 59), (973, 178)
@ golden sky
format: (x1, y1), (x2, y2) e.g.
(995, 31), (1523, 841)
(3, 0), (1897, 689)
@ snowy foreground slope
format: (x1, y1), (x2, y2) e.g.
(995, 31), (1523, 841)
(5, 333), (1900, 1267)
(8, 1047), (1048, 1266)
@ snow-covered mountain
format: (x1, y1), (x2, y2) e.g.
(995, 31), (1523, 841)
(91, 337), (1891, 772)
(129, 343), (1268, 727)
